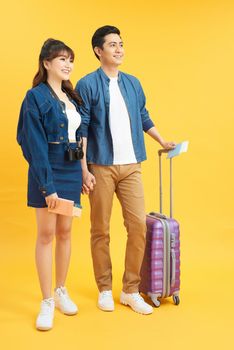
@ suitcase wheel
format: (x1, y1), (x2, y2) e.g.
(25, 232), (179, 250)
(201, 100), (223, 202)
(173, 295), (180, 305)
(151, 296), (161, 308)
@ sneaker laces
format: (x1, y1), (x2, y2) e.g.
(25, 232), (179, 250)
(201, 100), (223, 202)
(100, 291), (112, 299)
(102, 291), (112, 296)
(130, 293), (145, 303)
(56, 286), (74, 304)
(40, 298), (54, 315)
(56, 286), (69, 296)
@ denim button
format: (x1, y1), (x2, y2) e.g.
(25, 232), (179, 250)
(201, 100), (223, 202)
(59, 136), (64, 140)
(60, 123), (64, 128)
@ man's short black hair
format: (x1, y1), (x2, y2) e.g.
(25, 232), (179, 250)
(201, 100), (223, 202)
(92, 25), (121, 60)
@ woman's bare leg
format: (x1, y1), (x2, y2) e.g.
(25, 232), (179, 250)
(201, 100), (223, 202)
(55, 215), (73, 288)
(35, 208), (57, 299)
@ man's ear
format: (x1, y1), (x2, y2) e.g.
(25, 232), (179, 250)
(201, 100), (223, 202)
(94, 46), (102, 58)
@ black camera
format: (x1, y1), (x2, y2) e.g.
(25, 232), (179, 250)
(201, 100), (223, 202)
(65, 140), (84, 161)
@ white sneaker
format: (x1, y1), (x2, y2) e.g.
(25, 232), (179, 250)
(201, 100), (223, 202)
(54, 286), (78, 315)
(36, 298), (55, 331)
(120, 291), (153, 315)
(98, 290), (115, 311)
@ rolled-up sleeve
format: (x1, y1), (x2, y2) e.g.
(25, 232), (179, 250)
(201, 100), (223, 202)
(17, 91), (56, 197)
(137, 80), (155, 132)
(75, 79), (91, 138)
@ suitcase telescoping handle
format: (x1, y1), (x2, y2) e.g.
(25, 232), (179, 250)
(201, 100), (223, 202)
(158, 149), (173, 218)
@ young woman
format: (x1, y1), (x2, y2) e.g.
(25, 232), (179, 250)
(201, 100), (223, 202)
(17, 39), (84, 331)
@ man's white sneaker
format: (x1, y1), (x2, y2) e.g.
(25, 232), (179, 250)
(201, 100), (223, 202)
(54, 286), (78, 315)
(120, 291), (153, 315)
(98, 290), (115, 311)
(36, 298), (55, 331)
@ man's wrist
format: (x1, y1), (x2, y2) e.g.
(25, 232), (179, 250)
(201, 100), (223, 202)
(158, 138), (165, 147)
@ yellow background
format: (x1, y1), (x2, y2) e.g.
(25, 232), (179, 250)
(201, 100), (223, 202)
(0, 0), (233, 349)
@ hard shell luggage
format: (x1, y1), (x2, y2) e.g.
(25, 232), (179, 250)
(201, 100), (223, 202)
(140, 149), (181, 307)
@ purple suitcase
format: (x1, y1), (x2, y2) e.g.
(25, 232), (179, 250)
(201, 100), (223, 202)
(140, 149), (181, 307)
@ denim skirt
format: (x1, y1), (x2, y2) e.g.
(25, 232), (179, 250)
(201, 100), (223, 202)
(27, 143), (82, 208)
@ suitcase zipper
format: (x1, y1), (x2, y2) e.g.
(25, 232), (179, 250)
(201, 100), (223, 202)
(161, 219), (167, 298)
(164, 220), (171, 297)
(157, 219), (166, 298)
(159, 219), (171, 298)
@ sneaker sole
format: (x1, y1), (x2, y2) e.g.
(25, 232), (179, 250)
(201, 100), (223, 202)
(36, 325), (53, 331)
(63, 310), (78, 315)
(120, 300), (153, 315)
(97, 304), (114, 312)
(55, 306), (78, 315)
(55, 302), (78, 315)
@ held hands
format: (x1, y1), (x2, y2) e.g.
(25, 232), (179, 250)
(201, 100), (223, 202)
(82, 170), (96, 195)
(45, 192), (59, 209)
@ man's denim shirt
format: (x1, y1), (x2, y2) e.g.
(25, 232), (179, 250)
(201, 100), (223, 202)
(76, 68), (154, 165)
(17, 82), (81, 197)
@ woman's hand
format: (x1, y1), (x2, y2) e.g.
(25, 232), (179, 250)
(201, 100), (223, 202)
(82, 184), (90, 195)
(45, 192), (59, 209)
(161, 141), (176, 150)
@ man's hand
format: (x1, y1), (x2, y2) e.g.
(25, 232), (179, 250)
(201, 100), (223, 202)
(82, 170), (96, 194)
(160, 141), (176, 150)
(45, 192), (59, 209)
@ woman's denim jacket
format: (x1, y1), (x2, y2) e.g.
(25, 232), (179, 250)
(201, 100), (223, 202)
(17, 82), (81, 197)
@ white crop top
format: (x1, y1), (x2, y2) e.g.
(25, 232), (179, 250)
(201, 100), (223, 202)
(66, 108), (81, 141)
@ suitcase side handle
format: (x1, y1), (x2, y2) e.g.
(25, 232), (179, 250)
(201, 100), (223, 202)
(148, 212), (167, 220)
(171, 233), (176, 287)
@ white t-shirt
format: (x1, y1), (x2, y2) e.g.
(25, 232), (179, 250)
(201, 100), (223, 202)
(66, 108), (81, 141)
(109, 77), (137, 165)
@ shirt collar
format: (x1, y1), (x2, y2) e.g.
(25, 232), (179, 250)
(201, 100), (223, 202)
(98, 67), (122, 83)
(37, 82), (53, 99)
(37, 81), (78, 108)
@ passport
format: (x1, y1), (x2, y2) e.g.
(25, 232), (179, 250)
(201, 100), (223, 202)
(167, 141), (189, 159)
(48, 198), (82, 217)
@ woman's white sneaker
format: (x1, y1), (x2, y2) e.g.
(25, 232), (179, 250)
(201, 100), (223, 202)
(54, 286), (78, 315)
(98, 290), (115, 311)
(120, 291), (153, 315)
(36, 298), (55, 331)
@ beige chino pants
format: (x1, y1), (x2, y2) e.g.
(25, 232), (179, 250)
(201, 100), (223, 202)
(88, 163), (146, 293)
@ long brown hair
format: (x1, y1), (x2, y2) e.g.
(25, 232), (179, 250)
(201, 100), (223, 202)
(33, 38), (82, 105)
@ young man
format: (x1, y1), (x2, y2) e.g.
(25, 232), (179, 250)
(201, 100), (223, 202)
(76, 25), (175, 315)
